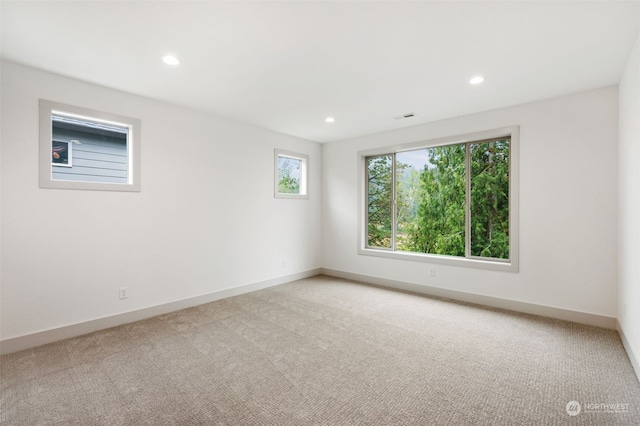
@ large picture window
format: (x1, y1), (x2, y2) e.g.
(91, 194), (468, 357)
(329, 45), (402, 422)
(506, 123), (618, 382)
(40, 100), (141, 191)
(360, 127), (518, 271)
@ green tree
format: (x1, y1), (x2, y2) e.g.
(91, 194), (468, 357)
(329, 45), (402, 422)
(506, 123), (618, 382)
(367, 155), (393, 248)
(367, 139), (510, 260)
(470, 140), (510, 259)
(399, 145), (466, 256)
(278, 158), (300, 194)
(395, 164), (420, 248)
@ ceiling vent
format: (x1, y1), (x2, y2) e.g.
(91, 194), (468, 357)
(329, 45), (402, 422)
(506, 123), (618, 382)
(394, 113), (415, 120)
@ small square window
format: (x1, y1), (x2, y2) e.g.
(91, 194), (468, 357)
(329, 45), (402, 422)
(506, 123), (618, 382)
(40, 100), (140, 191)
(274, 149), (308, 199)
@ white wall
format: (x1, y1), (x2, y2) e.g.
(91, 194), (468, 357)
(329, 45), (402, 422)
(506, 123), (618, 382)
(0, 58), (628, 352)
(618, 34), (640, 377)
(323, 87), (619, 321)
(0, 61), (322, 342)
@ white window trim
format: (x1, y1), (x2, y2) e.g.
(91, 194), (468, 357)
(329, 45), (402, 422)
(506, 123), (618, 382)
(39, 99), (141, 192)
(274, 149), (309, 200)
(358, 126), (519, 272)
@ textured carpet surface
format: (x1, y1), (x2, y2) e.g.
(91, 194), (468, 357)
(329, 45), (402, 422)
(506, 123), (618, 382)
(1, 275), (639, 425)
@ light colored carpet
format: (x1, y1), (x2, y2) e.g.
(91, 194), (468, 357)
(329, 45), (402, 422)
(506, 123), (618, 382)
(1, 275), (639, 425)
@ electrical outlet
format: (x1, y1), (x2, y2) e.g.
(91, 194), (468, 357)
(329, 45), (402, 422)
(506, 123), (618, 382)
(429, 268), (436, 277)
(119, 287), (128, 300)
(282, 259), (287, 268)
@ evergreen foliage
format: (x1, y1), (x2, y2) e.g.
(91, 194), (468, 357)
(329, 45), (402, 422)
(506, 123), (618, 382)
(367, 155), (393, 248)
(397, 144), (466, 256)
(470, 140), (510, 259)
(278, 157), (300, 194)
(366, 139), (510, 260)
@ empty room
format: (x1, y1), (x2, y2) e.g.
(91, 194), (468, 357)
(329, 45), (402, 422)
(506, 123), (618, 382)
(1, 1), (640, 424)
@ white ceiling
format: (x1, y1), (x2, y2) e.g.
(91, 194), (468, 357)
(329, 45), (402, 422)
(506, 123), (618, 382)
(2, 1), (639, 143)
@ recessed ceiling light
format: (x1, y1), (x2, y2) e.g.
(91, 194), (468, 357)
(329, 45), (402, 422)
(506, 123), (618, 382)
(325, 117), (335, 123)
(469, 76), (484, 85)
(162, 55), (180, 66)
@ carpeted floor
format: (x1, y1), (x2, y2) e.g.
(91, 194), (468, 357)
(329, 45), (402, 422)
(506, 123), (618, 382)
(1, 275), (639, 425)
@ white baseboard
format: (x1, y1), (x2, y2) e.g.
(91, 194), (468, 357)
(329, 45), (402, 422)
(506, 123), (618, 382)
(0, 269), (322, 355)
(1, 267), (620, 356)
(617, 321), (640, 383)
(320, 268), (617, 330)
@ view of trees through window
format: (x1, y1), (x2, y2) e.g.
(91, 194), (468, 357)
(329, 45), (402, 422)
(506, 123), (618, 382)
(367, 138), (510, 261)
(278, 156), (302, 194)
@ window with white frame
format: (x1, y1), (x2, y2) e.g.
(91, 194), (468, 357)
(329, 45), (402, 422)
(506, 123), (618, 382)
(274, 149), (308, 199)
(39, 100), (141, 191)
(360, 127), (519, 271)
